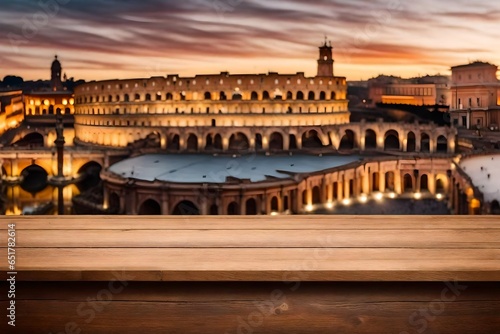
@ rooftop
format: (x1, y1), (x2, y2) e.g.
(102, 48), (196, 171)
(108, 154), (361, 184)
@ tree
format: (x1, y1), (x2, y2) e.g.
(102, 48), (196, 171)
(2, 75), (24, 88)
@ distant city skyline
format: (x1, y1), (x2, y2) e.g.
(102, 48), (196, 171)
(1, 0), (499, 81)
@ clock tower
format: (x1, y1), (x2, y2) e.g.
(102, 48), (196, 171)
(317, 39), (334, 77)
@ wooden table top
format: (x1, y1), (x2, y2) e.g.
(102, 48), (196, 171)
(1, 215), (500, 281)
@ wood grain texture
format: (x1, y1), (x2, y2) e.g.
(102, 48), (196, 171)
(1, 282), (499, 334)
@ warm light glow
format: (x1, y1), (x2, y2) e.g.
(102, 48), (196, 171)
(436, 193), (444, 200)
(30, 100), (34, 105)
(270, 211), (279, 216)
(374, 192), (384, 201)
(389, 192), (397, 199)
(342, 199), (351, 206)
(9, 121), (17, 127)
(35, 100), (41, 106)
(359, 194), (368, 203)
(414, 192), (422, 200)
(69, 98), (75, 105)
(305, 204), (314, 212)
(62, 99), (68, 105)
(43, 99), (50, 106)
(326, 202), (334, 209)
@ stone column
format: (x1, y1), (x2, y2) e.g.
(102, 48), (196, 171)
(362, 172), (370, 195)
(344, 177), (350, 199)
(379, 172), (386, 193)
(394, 172), (402, 194)
(283, 135), (290, 151)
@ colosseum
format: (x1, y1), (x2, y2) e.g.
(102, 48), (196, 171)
(66, 43), (472, 216)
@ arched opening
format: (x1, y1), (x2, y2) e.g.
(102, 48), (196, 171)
(283, 196), (289, 211)
(251, 91), (259, 100)
(332, 182), (339, 200)
(420, 174), (429, 192)
(312, 186), (321, 204)
(302, 130), (323, 148)
(166, 93), (173, 100)
(205, 135), (214, 150)
(308, 91), (315, 100)
(403, 174), (413, 193)
(385, 172), (395, 191)
(296, 91), (304, 100)
(227, 202), (239, 215)
(384, 130), (400, 151)
(172, 200), (200, 215)
(262, 91), (270, 100)
(168, 134), (180, 150)
(372, 172), (380, 192)
(436, 176), (447, 193)
(436, 135), (448, 153)
(213, 134), (223, 150)
(407, 132), (416, 152)
(270, 197), (279, 212)
(13, 132), (44, 147)
(302, 190), (308, 205)
(145, 94), (151, 101)
(229, 133), (249, 151)
(269, 132), (284, 150)
(286, 91), (293, 100)
(364, 129), (377, 150)
(134, 93), (140, 101)
(255, 134), (263, 151)
(139, 199), (161, 215)
(209, 204), (218, 215)
(421, 133), (430, 153)
(330, 91), (336, 100)
(232, 92), (242, 100)
(273, 89), (283, 100)
(204, 92), (212, 100)
(187, 134), (198, 151)
(289, 135), (298, 150)
(339, 130), (356, 150)
(219, 92), (227, 100)
(491, 200), (500, 214)
(76, 161), (102, 192)
(245, 198), (257, 215)
(108, 193), (120, 213)
(20, 165), (48, 194)
(319, 91), (326, 100)
(49, 105), (54, 114)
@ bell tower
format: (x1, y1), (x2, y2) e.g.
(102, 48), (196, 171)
(51, 55), (63, 91)
(317, 38), (334, 77)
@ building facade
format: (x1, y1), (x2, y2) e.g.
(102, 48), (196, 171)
(450, 62), (500, 129)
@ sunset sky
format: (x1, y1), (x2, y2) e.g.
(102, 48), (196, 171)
(1, 0), (499, 81)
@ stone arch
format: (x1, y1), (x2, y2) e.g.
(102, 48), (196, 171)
(289, 134), (298, 150)
(407, 132), (416, 152)
(76, 161), (102, 192)
(245, 198), (258, 215)
(435, 174), (449, 193)
(436, 135), (448, 153)
(269, 132), (284, 150)
(312, 186), (321, 204)
(187, 134), (198, 151)
(13, 132), (45, 147)
(420, 174), (429, 191)
(138, 199), (162, 215)
(168, 134), (180, 150)
(20, 164), (48, 194)
(219, 91), (227, 100)
(319, 91), (326, 100)
(308, 91), (315, 100)
(270, 196), (279, 212)
(172, 200), (200, 215)
(166, 93), (173, 100)
(232, 92), (242, 100)
(384, 130), (400, 151)
(365, 129), (377, 150)
(385, 171), (395, 191)
(227, 201), (239, 215)
(302, 190), (308, 205)
(339, 130), (356, 150)
(229, 132), (250, 151)
(296, 91), (304, 100)
(209, 204), (219, 215)
(302, 130), (323, 148)
(204, 92), (212, 100)
(403, 174), (413, 193)
(213, 134), (223, 150)
(262, 91), (270, 100)
(330, 91), (336, 100)
(421, 133), (430, 152)
(286, 91), (293, 100)
(145, 93), (151, 101)
(251, 91), (259, 100)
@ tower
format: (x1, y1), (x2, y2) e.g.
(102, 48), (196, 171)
(317, 39), (334, 77)
(51, 55), (63, 91)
